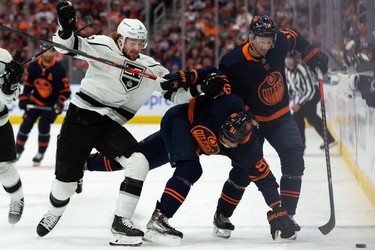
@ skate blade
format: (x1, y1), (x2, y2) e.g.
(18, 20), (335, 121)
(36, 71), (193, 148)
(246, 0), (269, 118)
(213, 226), (232, 238)
(109, 234), (142, 246)
(274, 231), (297, 241)
(143, 229), (181, 246)
(33, 162), (41, 167)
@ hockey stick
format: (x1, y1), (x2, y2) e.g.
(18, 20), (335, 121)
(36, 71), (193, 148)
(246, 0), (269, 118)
(0, 24), (165, 82)
(21, 15), (94, 66)
(316, 68), (336, 235)
(26, 104), (53, 111)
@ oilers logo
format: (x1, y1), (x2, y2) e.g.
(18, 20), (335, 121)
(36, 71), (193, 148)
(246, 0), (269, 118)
(34, 78), (53, 98)
(191, 125), (220, 155)
(120, 61), (146, 91)
(258, 71), (284, 105)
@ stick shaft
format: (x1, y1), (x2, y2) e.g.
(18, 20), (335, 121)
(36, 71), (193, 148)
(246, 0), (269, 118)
(21, 22), (92, 66)
(0, 24), (163, 82)
(316, 68), (336, 235)
(26, 104), (53, 111)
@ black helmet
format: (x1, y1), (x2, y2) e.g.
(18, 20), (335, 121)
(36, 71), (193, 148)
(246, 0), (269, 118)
(220, 111), (253, 145)
(250, 15), (276, 38)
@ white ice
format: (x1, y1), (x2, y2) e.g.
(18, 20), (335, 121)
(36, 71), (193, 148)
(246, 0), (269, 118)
(1, 124), (374, 250)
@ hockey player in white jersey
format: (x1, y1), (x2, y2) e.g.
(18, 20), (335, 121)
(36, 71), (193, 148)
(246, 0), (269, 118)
(0, 48), (25, 224)
(36, 1), (196, 246)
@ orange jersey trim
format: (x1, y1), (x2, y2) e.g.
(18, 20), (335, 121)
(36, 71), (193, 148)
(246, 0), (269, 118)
(255, 105), (290, 122)
(188, 97), (196, 125)
(242, 42), (261, 62)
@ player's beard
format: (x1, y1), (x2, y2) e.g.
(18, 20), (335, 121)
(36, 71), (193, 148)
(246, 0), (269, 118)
(123, 48), (140, 61)
(41, 54), (54, 65)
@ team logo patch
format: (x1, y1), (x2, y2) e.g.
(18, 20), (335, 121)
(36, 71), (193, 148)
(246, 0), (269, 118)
(258, 71), (284, 105)
(191, 125), (220, 155)
(34, 78), (52, 98)
(120, 61), (146, 91)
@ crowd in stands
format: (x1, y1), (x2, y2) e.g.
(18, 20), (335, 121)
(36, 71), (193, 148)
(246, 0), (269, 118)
(0, 0), (372, 83)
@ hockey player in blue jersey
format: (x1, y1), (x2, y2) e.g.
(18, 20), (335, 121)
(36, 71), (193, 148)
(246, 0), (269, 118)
(85, 73), (297, 244)
(16, 46), (71, 166)
(160, 15), (329, 232)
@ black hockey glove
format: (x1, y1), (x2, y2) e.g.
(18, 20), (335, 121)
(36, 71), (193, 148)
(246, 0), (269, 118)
(161, 70), (196, 91)
(201, 73), (231, 99)
(54, 99), (65, 114)
(2, 60), (24, 95)
(267, 206), (296, 240)
(56, 1), (77, 38)
(302, 44), (329, 75)
(18, 94), (30, 110)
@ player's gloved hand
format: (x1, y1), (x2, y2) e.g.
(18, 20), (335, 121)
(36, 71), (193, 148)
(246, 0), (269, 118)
(18, 94), (30, 110)
(267, 206), (296, 240)
(53, 99), (65, 114)
(161, 70), (196, 91)
(56, 1), (77, 38)
(2, 60), (24, 95)
(244, 109), (259, 129)
(201, 72), (231, 99)
(302, 44), (329, 75)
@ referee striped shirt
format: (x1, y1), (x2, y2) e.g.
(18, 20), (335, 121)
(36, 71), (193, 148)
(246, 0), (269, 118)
(286, 62), (317, 105)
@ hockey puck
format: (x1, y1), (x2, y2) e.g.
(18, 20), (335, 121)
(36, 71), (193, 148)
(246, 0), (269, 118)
(356, 243), (366, 248)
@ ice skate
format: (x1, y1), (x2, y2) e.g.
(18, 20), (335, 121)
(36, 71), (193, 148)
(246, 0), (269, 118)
(75, 178), (83, 194)
(8, 198), (24, 224)
(143, 209), (183, 246)
(289, 215), (301, 232)
(36, 211), (61, 237)
(109, 215), (143, 246)
(15, 152), (22, 161)
(32, 152), (44, 167)
(213, 210), (235, 238)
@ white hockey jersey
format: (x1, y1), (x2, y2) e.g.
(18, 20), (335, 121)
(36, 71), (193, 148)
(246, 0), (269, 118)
(53, 32), (192, 125)
(0, 48), (20, 126)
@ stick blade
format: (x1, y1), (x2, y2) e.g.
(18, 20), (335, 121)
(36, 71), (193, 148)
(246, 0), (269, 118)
(318, 215), (335, 235)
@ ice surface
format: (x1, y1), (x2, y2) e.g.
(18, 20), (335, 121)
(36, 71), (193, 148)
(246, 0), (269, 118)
(1, 124), (374, 250)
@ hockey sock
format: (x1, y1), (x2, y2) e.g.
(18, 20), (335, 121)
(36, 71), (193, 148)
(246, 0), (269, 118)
(15, 131), (28, 154)
(86, 153), (123, 172)
(280, 175), (302, 215)
(0, 162), (23, 200)
(115, 177), (143, 218)
(217, 179), (246, 218)
(38, 133), (50, 154)
(159, 175), (191, 218)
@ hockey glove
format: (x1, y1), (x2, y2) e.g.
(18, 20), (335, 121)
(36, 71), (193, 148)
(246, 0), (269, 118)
(18, 94), (30, 110)
(267, 206), (296, 240)
(56, 1), (77, 38)
(201, 73), (231, 99)
(161, 70), (196, 91)
(302, 44), (329, 75)
(2, 60), (24, 95)
(54, 99), (65, 114)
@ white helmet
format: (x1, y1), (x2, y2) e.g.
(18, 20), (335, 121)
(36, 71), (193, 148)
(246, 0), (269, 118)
(117, 18), (148, 50)
(0, 48), (12, 78)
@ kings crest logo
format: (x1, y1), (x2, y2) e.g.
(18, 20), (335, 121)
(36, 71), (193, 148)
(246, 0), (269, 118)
(191, 125), (220, 155)
(258, 71), (284, 105)
(119, 61), (146, 91)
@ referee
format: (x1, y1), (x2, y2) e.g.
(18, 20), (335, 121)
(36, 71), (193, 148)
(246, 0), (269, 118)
(285, 53), (336, 150)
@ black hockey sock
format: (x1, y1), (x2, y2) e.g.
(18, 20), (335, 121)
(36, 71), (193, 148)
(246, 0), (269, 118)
(86, 153), (123, 172)
(159, 175), (191, 218)
(217, 179), (245, 218)
(280, 175), (302, 215)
